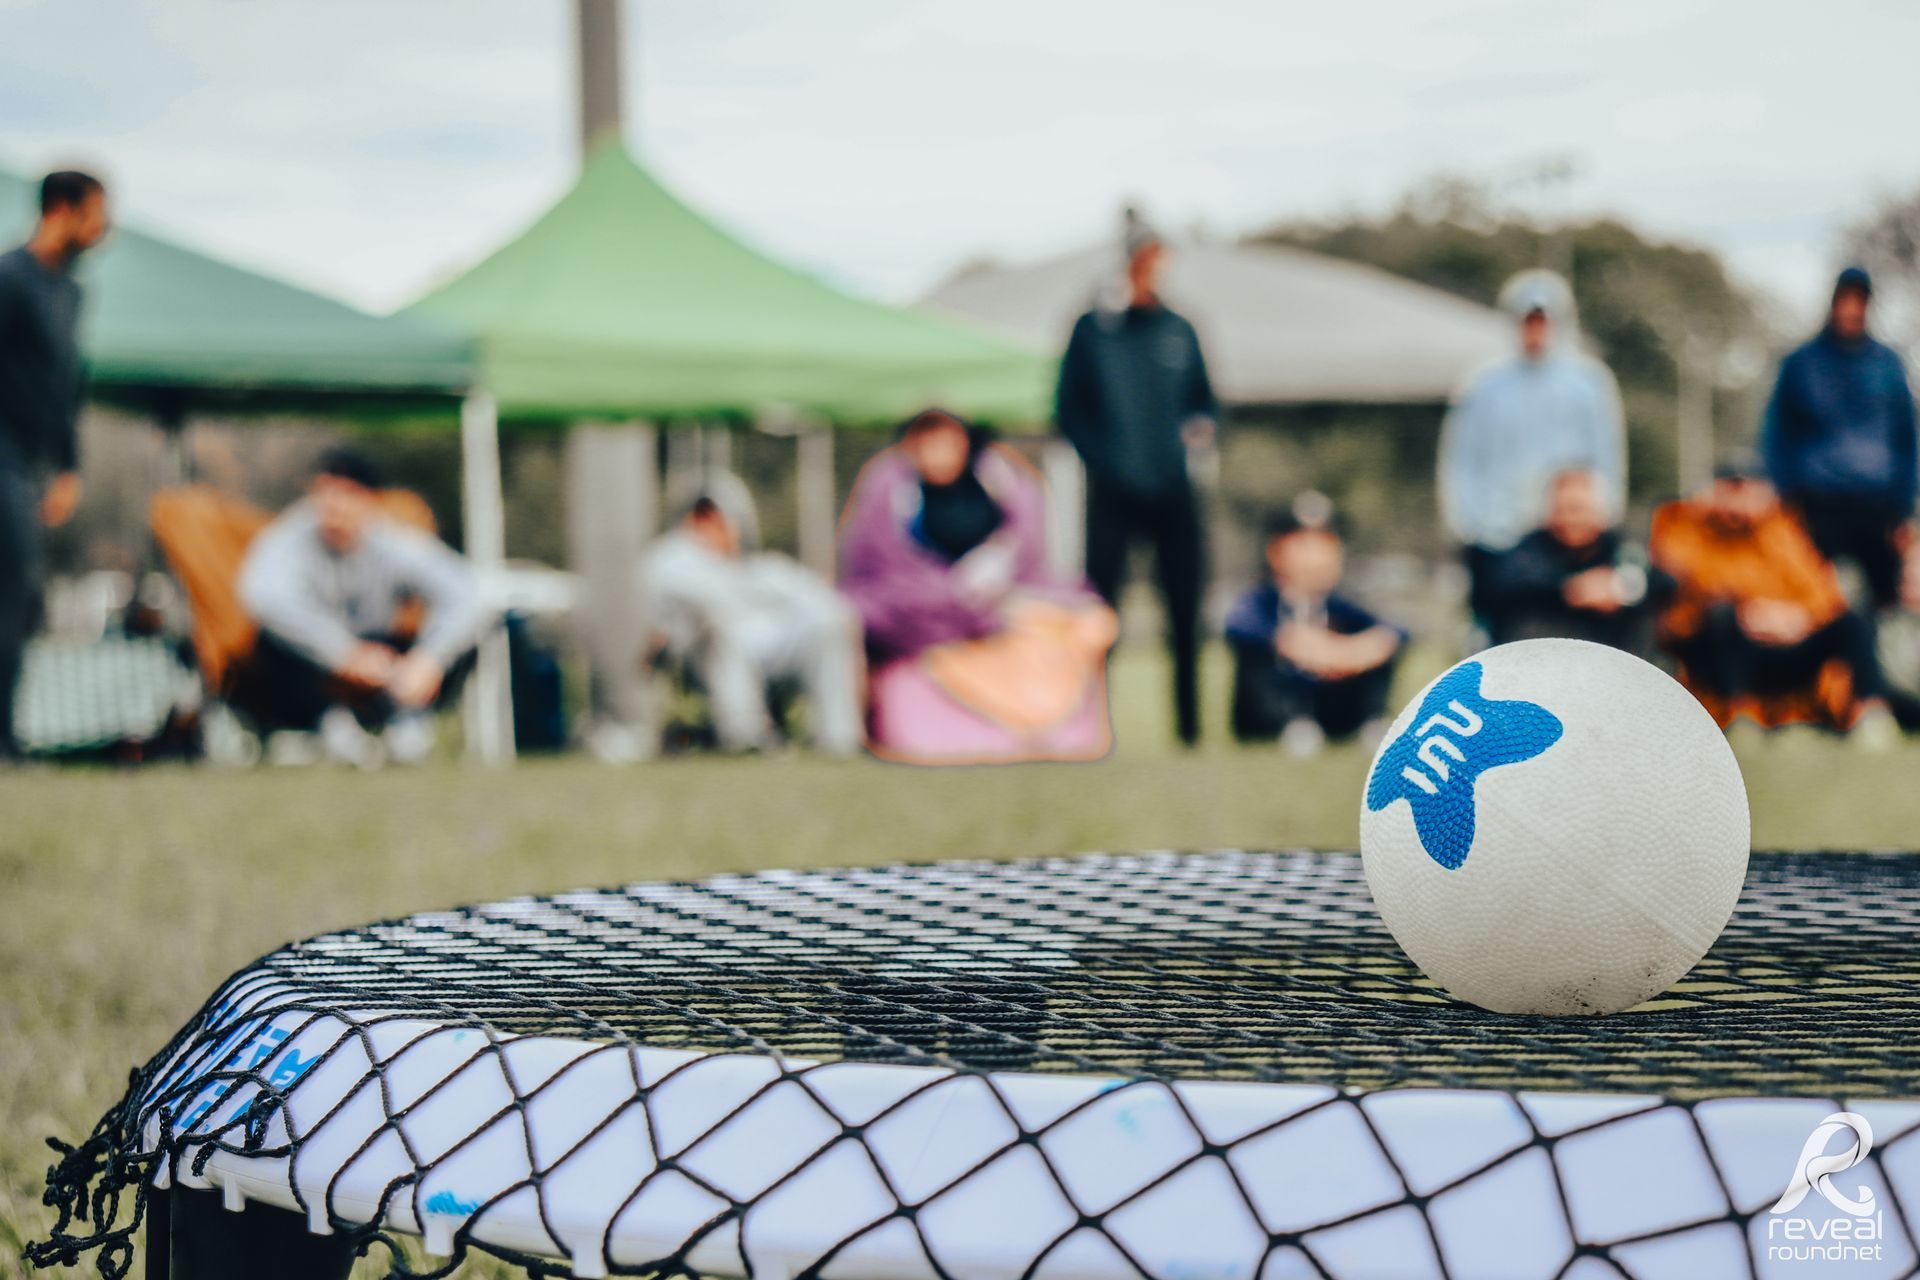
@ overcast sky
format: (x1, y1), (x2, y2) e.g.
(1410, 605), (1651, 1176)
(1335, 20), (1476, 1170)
(2, 0), (1914, 321)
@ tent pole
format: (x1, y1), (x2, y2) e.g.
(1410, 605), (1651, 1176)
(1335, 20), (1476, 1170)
(1676, 344), (1714, 498)
(155, 400), (192, 488)
(1041, 440), (1086, 577)
(460, 391), (516, 765)
(710, 422), (733, 475)
(662, 426), (702, 512)
(796, 423), (835, 577)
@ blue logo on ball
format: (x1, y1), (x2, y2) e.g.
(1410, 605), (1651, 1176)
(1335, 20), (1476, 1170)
(1365, 661), (1563, 870)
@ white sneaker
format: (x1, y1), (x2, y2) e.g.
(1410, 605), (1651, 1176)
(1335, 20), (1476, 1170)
(585, 721), (654, 764)
(1853, 704), (1901, 753)
(1357, 717), (1390, 751)
(320, 706), (386, 770)
(383, 713), (436, 766)
(202, 702), (262, 767)
(265, 730), (322, 768)
(1281, 716), (1326, 758)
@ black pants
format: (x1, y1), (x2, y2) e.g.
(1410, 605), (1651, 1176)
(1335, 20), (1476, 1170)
(1671, 605), (1880, 703)
(1231, 644), (1396, 742)
(0, 470), (44, 759)
(225, 631), (474, 734)
(1795, 495), (1907, 610)
(1085, 480), (1205, 745)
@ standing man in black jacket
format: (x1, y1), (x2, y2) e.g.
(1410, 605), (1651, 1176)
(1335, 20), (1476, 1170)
(0, 170), (107, 757)
(1055, 211), (1218, 746)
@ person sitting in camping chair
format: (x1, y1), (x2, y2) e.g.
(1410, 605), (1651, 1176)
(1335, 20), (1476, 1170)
(639, 485), (862, 756)
(234, 449), (493, 766)
(1650, 457), (1891, 738)
(839, 409), (1116, 763)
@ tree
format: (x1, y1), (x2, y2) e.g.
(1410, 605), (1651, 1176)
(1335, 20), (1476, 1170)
(1842, 189), (1920, 365)
(1248, 177), (1773, 500)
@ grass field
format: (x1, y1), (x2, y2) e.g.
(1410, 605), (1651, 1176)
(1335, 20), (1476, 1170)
(5, 645), (1918, 1277)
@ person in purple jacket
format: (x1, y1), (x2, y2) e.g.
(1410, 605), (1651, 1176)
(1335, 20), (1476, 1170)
(840, 409), (1102, 660)
(839, 410), (1115, 758)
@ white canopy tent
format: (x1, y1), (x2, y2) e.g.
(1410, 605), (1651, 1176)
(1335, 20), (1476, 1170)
(921, 240), (1515, 406)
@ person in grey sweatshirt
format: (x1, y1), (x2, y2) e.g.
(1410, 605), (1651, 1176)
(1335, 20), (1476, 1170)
(1439, 269), (1626, 628)
(235, 449), (493, 764)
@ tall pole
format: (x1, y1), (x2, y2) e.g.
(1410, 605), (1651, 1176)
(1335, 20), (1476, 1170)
(1042, 441), (1086, 577)
(576, 0), (625, 153)
(566, 421), (657, 752)
(1648, 306), (1716, 500)
(1675, 344), (1714, 499)
(796, 424), (836, 576)
(568, 0), (657, 756)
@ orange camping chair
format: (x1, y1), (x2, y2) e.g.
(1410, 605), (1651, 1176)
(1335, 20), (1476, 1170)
(150, 485), (438, 697)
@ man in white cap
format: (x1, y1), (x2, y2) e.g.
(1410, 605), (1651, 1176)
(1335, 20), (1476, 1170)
(1438, 269), (1626, 630)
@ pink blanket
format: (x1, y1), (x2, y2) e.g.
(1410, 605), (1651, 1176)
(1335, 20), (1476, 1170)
(868, 602), (1115, 764)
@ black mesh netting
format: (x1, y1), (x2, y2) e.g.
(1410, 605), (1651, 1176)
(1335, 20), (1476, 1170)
(29, 850), (1920, 1279)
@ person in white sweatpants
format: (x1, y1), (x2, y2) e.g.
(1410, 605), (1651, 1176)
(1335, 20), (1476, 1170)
(639, 492), (861, 755)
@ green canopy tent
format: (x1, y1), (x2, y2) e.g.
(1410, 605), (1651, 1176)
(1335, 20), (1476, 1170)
(0, 169), (519, 763)
(407, 142), (1049, 423)
(0, 168), (474, 409)
(404, 143), (1051, 736)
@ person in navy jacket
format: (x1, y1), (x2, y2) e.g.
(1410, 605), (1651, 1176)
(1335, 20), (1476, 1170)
(1225, 498), (1403, 754)
(1762, 266), (1918, 609)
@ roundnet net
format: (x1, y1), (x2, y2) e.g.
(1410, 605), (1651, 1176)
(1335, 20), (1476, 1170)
(29, 850), (1920, 1280)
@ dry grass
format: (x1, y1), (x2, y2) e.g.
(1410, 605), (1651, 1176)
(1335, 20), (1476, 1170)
(4, 646), (1916, 1277)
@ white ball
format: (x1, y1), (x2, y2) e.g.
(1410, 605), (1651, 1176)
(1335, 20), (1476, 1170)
(1359, 638), (1749, 1016)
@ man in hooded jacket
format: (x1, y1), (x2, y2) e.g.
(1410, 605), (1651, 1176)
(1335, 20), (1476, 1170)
(1439, 269), (1627, 629)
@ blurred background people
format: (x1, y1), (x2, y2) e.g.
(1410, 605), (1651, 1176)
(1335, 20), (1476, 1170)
(1761, 266), (1917, 612)
(235, 449), (493, 766)
(839, 409), (1114, 762)
(1439, 269), (1626, 634)
(1650, 459), (1889, 738)
(639, 486), (860, 756)
(1225, 497), (1403, 755)
(1481, 468), (1648, 651)
(1055, 209), (1217, 748)
(0, 170), (106, 759)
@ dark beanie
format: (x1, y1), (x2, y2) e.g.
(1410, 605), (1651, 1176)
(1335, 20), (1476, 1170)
(316, 447), (383, 491)
(1835, 266), (1873, 298)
